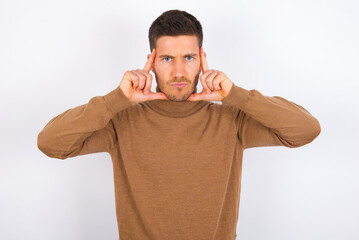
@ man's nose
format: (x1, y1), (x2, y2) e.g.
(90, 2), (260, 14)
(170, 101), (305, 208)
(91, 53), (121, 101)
(172, 60), (186, 78)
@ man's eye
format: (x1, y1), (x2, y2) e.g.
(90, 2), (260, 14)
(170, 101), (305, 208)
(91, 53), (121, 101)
(163, 57), (171, 62)
(186, 56), (193, 60)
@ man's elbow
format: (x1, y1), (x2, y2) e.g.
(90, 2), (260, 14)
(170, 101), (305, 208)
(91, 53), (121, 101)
(37, 131), (68, 160)
(288, 117), (321, 148)
(37, 130), (48, 154)
(312, 118), (321, 139)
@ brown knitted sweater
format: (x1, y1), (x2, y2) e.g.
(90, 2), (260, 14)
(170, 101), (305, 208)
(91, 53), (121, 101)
(37, 84), (320, 240)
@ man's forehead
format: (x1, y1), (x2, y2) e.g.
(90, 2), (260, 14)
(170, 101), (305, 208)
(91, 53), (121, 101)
(155, 35), (199, 55)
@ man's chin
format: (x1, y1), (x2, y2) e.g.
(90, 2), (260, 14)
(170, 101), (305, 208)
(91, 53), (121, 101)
(167, 88), (196, 102)
(166, 93), (191, 102)
(157, 86), (197, 102)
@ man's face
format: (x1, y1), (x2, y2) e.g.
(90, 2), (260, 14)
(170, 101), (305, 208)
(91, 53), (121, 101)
(150, 35), (201, 102)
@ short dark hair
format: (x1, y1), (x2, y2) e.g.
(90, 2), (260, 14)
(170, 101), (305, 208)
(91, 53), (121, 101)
(148, 9), (203, 51)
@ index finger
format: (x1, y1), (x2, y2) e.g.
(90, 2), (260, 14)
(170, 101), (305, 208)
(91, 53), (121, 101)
(143, 48), (156, 73)
(200, 47), (209, 73)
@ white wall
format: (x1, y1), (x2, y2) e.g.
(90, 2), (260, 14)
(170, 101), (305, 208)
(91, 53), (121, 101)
(0, 0), (358, 239)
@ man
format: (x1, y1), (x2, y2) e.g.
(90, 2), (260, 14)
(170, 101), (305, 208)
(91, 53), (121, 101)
(37, 9), (321, 240)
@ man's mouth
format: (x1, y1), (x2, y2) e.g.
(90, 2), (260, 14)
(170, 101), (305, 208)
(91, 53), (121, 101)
(171, 82), (188, 88)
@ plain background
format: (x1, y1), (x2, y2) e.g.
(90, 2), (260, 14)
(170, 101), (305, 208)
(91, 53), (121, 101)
(1, 0), (358, 239)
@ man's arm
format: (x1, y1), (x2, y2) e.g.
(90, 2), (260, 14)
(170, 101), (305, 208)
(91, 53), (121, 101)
(37, 48), (169, 160)
(37, 87), (134, 159)
(188, 47), (320, 149)
(222, 84), (321, 149)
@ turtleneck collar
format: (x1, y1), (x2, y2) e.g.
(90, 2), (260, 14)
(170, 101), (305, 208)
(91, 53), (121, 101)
(144, 86), (209, 118)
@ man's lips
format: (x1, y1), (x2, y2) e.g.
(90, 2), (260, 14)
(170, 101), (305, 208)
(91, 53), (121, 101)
(171, 82), (188, 88)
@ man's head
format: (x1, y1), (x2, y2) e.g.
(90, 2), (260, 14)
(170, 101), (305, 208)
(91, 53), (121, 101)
(148, 10), (204, 101)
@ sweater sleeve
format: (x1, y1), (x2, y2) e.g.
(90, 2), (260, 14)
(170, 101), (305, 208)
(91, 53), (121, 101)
(221, 84), (321, 149)
(37, 86), (134, 159)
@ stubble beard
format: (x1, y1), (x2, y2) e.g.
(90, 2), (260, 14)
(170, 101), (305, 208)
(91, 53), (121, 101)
(154, 70), (201, 102)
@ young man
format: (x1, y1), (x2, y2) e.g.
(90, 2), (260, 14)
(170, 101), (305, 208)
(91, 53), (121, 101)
(37, 9), (321, 240)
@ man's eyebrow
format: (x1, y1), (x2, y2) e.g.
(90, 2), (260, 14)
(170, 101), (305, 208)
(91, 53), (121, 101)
(158, 53), (198, 58)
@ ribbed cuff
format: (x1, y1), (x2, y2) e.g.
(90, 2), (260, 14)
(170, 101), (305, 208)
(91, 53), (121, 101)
(102, 86), (134, 115)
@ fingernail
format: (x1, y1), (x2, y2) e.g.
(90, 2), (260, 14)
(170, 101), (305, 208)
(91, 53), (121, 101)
(207, 90), (211, 94)
(144, 90), (149, 95)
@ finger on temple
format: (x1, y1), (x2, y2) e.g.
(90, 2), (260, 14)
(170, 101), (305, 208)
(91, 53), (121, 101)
(200, 47), (209, 73)
(143, 48), (156, 73)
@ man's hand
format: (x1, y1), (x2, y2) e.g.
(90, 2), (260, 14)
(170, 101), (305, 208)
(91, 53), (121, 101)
(187, 47), (233, 101)
(119, 48), (169, 103)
